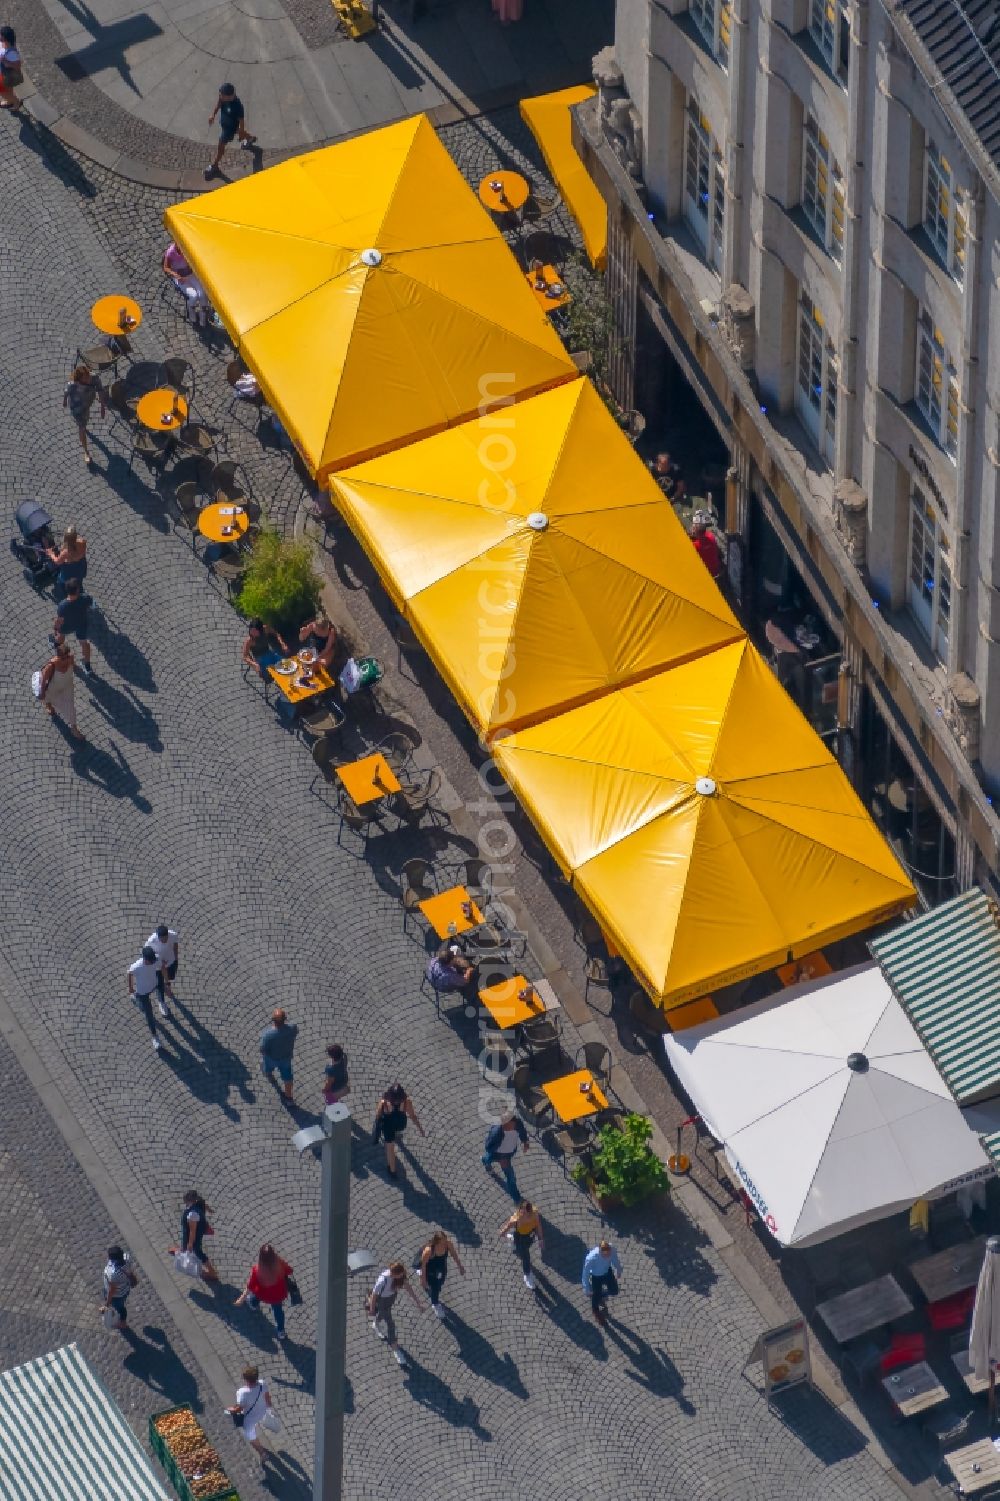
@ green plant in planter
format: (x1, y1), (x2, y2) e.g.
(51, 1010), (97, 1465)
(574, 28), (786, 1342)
(237, 529), (322, 637)
(573, 1112), (669, 1208)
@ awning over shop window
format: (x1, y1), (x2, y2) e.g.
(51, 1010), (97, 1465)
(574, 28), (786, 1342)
(871, 888), (1000, 1106)
(0, 1343), (169, 1501)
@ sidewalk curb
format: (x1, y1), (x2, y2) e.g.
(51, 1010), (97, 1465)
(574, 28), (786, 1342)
(15, 64), (568, 191)
(299, 508), (917, 1500)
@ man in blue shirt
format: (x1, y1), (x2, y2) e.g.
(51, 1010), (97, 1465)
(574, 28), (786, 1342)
(54, 577), (93, 672)
(582, 1239), (622, 1325)
(205, 83), (256, 180)
(260, 1007), (297, 1102)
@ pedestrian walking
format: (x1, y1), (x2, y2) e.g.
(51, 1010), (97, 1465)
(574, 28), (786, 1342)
(128, 944), (169, 1051)
(235, 1243), (295, 1339)
(147, 924), (179, 1006)
(53, 578), (93, 673)
(366, 1261), (422, 1366)
(204, 83), (256, 179)
(0, 25), (23, 109)
(223, 1368), (274, 1470)
(373, 1083), (424, 1177)
(45, 523), (88, 600)
(322, 1043), (349, 1106)
(38, 639), (83, 740)
(100, 1245), (137, 1331)
(63, 364), (106, 467)
(169, 1190), (218, 1281)
(482, 1110), (529, 1197)
(259, 1008), (297, 1101)
(499, 1200), (544, 1291)
(419, 1230), (464, 1320)
(582, 1238), (622, 1325)
(226, 1365), (276, 1469)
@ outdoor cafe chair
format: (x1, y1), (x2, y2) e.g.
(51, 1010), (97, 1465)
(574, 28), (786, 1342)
(161, 356), (196, 405)
(105, 379), (136, 444)
(457, 856), (492, 908)
(309, 735), (340, 795)
(584, 956), (613, 1014)
(374, 730), (419, 776)
(211, 458), (252, 501)
(178, 422), (216, 460)
(510, 1064), (552, 1133)
(575, 1041), (612, 1091)
(399, 857), (436, 934)
(209, 548), (245, 598)
(521, 1015), (561, 1066)
(393, 617), (423, 676)
(548, 1122), (592, 1179)
(336, 790), (378, 855)
(297, 699), (345, 743)
(130, 427), (172, 473)
(170, 481), (203, 549)
(628, 989), (669, 1044)
(77, 342), (116, 376)
(394, 768), (446, 829)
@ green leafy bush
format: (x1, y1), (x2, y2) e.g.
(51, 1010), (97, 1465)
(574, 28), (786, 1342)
(573, 1112), (669, 1207)
(237, 529), (322, 636)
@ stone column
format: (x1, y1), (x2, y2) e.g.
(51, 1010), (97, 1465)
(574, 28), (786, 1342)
(838, 0), (868, 481)
(833, 478), (867, 570)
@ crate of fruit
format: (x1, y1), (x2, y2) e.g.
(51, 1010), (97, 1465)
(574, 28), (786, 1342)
(149, 1404), (239, 1501)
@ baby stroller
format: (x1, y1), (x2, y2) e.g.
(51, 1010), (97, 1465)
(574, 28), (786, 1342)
(10, 501), (57, 591)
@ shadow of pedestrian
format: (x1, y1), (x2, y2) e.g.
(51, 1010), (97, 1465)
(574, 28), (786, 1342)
(69, 736), (152, 811)
(157, 1002), (254, 1121)
(88, 609), (156, 692)
(603, 1319), (695, 1412)
(262, 1448), (311, 1499)
(187, 1285), (283, 1352)
(440, 1307), (528, 1398)
(101, 451), (171, 534)
(529, 1267), (608, 1361)
(123, 1326), (203, 1407)
(269, 1334), (316, 1396)
(401, 1356), (491, 1439)
(397, 1146), (481, 1248)
(83, 672), (162, 750)
(15, 114), (97, 197)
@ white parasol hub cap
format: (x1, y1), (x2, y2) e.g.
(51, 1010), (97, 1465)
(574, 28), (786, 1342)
(360, 248), (382, 267)
(526, 511), (549, 531)
(695, 776), (717, 797)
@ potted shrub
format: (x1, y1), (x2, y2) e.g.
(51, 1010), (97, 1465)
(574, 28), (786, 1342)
(573, 1112), (669, 1211)
(237, 528), (322, 639)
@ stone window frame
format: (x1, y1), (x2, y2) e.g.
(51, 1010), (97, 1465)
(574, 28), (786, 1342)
(915, 308), (960, 461)
(689, 0), (732, 69)
(907, 480), (953, 661)
(801, 113), (846, 262)
(922, 138), (967, 286)
(795, 293), (839, 466)
(683, 97), (726, 273)
(808, 0), (850, 84)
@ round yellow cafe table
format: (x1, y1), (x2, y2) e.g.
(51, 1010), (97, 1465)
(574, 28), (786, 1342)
(91, 295), (142, 336)
(136, 389), (187, 431)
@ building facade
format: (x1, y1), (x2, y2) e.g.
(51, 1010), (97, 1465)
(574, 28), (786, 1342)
(575, 0), (1000, 904)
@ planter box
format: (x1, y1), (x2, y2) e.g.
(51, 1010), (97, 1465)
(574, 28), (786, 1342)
(149, 1405), (239, 1501)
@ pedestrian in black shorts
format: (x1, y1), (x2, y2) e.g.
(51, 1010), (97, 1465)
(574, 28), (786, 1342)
(205, 83), (256, 179)
(147, 924), (179, 1007)
(53, 578), (93, 673)
(169, 1190), (218, 1280)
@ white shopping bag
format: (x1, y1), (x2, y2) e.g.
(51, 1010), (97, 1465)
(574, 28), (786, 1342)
(173, 1250), (202, 1279)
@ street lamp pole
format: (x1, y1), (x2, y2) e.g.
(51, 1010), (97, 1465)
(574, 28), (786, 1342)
(294, 1101), (352, 1501)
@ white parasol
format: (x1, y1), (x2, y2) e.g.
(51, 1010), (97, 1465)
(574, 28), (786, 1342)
(970, 1236), (1000, 1414)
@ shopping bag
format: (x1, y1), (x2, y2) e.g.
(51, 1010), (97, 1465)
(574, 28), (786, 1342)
(101, 1307), (122, 1330)
(259, 1408), (282, 1433)
(173, 1250), (202, 1279)
(31, 670), (43, 699)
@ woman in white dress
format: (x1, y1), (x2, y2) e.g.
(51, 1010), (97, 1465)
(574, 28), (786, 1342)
(39, 641), (83, 739)
(226, 1365), (275, 1468)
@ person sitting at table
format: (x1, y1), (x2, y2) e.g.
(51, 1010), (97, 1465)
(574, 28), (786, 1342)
(242, 619), (289, 679)
(649, 451), (680, 498)
(426, 945), (478, 998)
(162, 242), (210, 328)
(298, 612), (337, 670)
(690, 515), (722, 579)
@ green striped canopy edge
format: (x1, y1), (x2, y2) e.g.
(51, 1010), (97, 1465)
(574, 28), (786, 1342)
(871, 888), (1000, 1106)
(0, 1342), (169, 1501)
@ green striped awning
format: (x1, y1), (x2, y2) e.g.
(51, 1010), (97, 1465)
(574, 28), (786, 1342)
(871, 888), (1000, 1106)
(0, 1343), (169, 1501)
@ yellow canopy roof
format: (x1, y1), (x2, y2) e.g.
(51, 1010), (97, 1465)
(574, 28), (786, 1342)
(164, 115), (576, 478)
(520, 86), (607, 270)
(330, 378), (744, 736)
(492, 639), (917, 1007)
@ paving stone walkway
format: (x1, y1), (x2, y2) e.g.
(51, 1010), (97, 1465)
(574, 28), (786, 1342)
(7, 0), (611, 177)
(0, 104), (912, 1501)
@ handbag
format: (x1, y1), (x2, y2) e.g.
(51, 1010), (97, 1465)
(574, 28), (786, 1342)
(101, 1307), (121, 1330)
(259, 1408), (282, 1433)
(286, 1275), (303, 1308)
(174, 1250), (202, 1279)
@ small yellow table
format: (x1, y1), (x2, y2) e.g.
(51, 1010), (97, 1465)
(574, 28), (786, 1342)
(525, 264), (571, 313)
(91, 295), (142, 336)
(419, 886), (484, 940)
(336, 753), (401, 807)
(667, 996), (719, 1032)
(543, 1069), (608, 1123)
(268, 659), (335, 705)
(778, 950), (832, 987)
(478, 975), (544, 1029)
(136, 388), (187, 431)
(478, 170), (529, 213)
(198, 502), (249, 545)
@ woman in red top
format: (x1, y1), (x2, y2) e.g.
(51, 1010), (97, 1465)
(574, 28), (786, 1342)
(235, 1243), (293, 1339)
(691, 519), (722, 580)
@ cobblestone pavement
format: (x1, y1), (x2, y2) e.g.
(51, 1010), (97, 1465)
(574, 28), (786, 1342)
(8, 0), (611, 176)
(0, 105), (911, 1501)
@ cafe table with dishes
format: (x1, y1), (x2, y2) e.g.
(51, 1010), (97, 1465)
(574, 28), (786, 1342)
(198, 501), (248, 545)
(267, 648), (336, 707)
(419, 886), (484, 942)
(525, 264), (571, 313)
(478, 170), (529, 215)
(543, 1068), (609, 1125)
(478, 974), (551, 1030)
(91, 295), (142, 337)
(136, 388), (187, 431)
